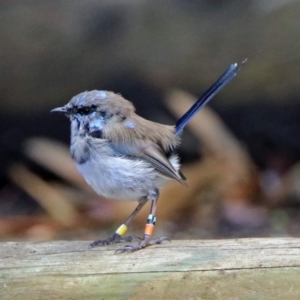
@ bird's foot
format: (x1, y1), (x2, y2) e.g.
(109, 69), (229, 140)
(89, 233), (135, 248)
(115, 236), (170, 253)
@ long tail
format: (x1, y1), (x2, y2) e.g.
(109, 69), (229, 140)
(175, 60), (246, 135)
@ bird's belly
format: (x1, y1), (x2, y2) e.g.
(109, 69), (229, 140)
(76, 156), (161, 201)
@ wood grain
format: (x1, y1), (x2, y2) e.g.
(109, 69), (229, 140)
(0, 238), (299, 299)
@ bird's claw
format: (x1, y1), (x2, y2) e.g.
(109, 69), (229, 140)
(115, 236), (170, 253)
(89, 233), (135, 248)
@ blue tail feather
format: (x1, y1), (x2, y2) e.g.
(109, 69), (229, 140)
(175, 61), (245, 135)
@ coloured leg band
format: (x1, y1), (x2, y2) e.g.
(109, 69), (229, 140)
(147, 214), (156, 225)
(115, 224), (128, 236)
(144, 214), (156, 236)
(144, 223), (154, 236)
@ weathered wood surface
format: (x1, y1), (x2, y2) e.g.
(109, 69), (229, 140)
(0, 238), (300, 300)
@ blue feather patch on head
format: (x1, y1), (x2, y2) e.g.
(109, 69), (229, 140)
(96, 91), (107, 99)
(124, 120), (135, 129)
(75, 93), (87, 106)
(90, 118), (105, 131)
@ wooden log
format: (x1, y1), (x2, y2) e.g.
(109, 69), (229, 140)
(0, 238), (299, 299)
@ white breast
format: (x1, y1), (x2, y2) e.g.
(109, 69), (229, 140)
(72, 132), (181, 201)
(76, 154), (161, 201)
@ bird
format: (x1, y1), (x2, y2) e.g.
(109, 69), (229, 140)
(51, 61), (244, 252)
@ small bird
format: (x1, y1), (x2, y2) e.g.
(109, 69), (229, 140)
(51, 62), (244, 252)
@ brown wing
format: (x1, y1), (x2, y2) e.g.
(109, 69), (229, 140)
(141, 143), (186, 185)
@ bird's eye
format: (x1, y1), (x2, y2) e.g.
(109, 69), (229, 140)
(76, 107), (90, 115)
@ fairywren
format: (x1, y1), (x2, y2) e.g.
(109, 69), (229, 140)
(51, 62), (243, 252)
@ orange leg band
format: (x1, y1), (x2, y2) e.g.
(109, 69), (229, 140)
(144, 223), (154, 236)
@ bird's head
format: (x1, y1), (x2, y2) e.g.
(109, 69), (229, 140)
(51, 90), (137, 139)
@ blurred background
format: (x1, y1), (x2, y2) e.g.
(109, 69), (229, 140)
(1, 0), (300, 243)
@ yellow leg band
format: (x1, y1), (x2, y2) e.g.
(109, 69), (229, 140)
(115, 224), (128, 236)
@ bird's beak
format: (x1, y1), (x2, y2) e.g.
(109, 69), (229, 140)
(50, 106), (68, 114)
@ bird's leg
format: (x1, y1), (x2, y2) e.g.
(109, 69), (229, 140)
(115, 189), (169, 253)
(89, 199), (147, 248)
